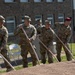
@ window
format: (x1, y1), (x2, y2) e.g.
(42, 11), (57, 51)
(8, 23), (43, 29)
(58, 14), (64, 23)
(46, 0), (53, 2)
(6, 17), (15, 35)
(21, 16), (25, 23)
(4, 0), (14, 2)
(34, 0), (41, 2)
(47, 14), (54, 27)
(35, 15), (42, 22)
(73, 0), (75, 9)
(57, 0), (64, 2)
(20, 0), (28, 2)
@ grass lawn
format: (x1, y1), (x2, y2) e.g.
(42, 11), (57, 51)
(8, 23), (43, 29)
(0, 43), (75, 73)
(69, 43), (75, 56)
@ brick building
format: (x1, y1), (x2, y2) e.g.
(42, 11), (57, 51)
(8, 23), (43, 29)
(0, 0), (73, 42)
(73, 0), (75, 42)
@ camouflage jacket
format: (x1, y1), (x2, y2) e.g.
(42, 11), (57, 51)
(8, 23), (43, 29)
(38, 26), (54, 44)
(35, 24), (43, 34)
(0, 25), (8, 49)
(55, 23), (72, 43)
(14, 24), (37, 45)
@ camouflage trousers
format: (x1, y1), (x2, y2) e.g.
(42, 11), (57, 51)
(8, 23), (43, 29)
(39, 42), (53, 64)
(1, 49), (12, 71)
(56, 42), (72, 62)
(20, 44), (37, 68)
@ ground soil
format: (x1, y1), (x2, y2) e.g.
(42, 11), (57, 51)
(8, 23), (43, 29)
(1, 61), (75, 75)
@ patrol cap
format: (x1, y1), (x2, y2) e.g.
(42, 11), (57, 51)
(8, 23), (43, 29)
(45, 20), (51, 24)
(36, 19), (42, 22)
(0, 15), (5, 23)
(24, 15), (31, 21)
(65, 17), (72, 21)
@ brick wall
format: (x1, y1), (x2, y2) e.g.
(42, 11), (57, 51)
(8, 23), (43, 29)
(0, 0), (73, 42)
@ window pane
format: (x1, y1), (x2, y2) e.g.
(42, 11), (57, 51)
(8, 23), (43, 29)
(57, 0), (63, 2)
(6, 23), (14, 33)
(6, 17), (14, 20)
(20, 0), (28, 2)
(21, 16), (25, 23)
(47, 14), (54, 27)
(4, 0), (14, 2)
(46, 0), (53, 2)
(58, 14), (64, 23)
(35, 15), (42, 22)
(6, 17), (15, 35)
(34, 0), (41, 2)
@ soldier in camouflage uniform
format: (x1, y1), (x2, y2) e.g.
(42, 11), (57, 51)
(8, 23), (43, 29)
(14, 16), (37, 68)
(55, 17), (72, 62)
(38, 20), (54, 64)
(0, 15), (12, 72)
(35, 19), (44, 35)
(35, 19), (42, 33)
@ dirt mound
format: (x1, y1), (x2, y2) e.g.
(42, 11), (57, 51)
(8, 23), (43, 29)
(1, 61), (75, 75)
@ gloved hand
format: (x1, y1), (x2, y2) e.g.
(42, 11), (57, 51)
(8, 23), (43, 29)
(27, 38), (33, 42)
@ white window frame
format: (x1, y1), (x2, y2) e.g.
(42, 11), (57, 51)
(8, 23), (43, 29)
(35, 15), (42, 23)
(21, 16), (25, 23)
(57, 0), (64, 2)
(34, 0), (41, 2)
(6, 17), (15, 35)
(4, 0), (14, 3)
(73, 0), (75, 9)
(20, 0), (28, 2)
(47, 14), (54, 27)
(46, 0), (53, 2)
(58, 14), (64, 23)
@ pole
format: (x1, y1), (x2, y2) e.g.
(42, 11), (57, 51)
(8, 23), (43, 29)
(37, 36), (59, 62)
(0, 53), (16, 71)
(49, 27), (75, 60)
(21, 27), (40, 65)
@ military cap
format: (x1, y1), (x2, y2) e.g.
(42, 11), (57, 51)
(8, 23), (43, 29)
(45, 20), (51, 24)
(24, 15), (31, 21)
(0, 15), (5, 22)
(65, 17), (72, 21)
(36, 19), (42, 22)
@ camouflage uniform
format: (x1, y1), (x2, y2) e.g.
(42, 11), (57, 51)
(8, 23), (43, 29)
(14, 24), (37, 67)
(55, 23), (72, 62)
(0, 15), (12, 72)
(36, 24), (43, 35)
(38, 25), (54, 64)
(0, 25), (12, 71)
(35, 19), (42, 34)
